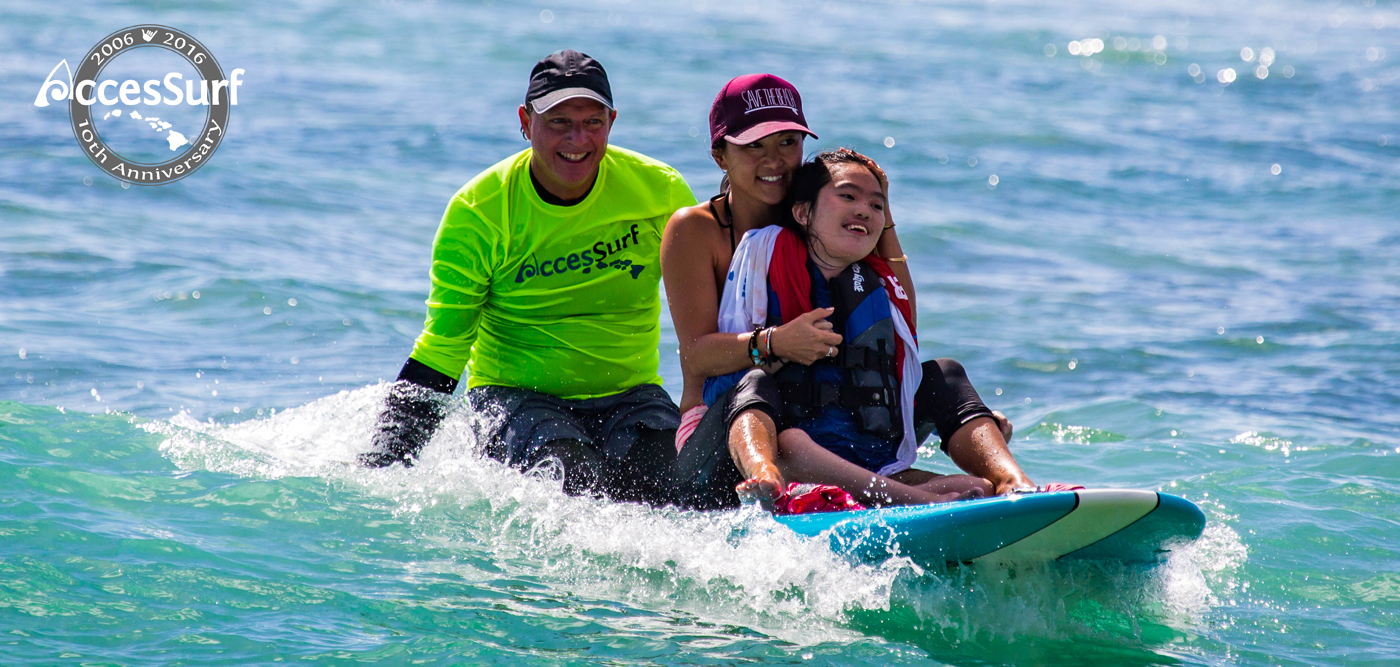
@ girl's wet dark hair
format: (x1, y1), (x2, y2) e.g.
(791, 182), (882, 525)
(780, 149), (881, 247)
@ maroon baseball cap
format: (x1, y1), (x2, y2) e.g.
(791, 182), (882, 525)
(709, 73), (817, 146)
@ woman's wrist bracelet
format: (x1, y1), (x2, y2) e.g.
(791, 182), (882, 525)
(763, 327), (775, 360)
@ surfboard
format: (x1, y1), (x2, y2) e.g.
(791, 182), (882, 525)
(773, 489), (1205, 568)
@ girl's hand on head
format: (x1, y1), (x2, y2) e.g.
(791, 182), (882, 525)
(837, 147), (888, 195)
(769, 307), (843, 365)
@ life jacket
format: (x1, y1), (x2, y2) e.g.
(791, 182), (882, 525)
(770, 260), (903, 439)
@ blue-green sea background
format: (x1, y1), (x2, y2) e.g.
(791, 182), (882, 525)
(2, 0), (1398, 664)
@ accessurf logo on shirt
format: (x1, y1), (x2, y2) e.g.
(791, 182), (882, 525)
(515, 223), (648, 283)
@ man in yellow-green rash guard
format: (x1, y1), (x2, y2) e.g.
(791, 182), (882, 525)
(360, 50), (698, 506)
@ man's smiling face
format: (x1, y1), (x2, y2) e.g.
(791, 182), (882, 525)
(520, 98), (615, 199)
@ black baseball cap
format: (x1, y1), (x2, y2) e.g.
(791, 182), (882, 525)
(525, 50), (614, 114)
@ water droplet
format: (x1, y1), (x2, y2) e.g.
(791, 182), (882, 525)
(1259, 48), (1276, 67)
(192, 290), (200, 299)
(1171, 430), (1178, 436)
(688, 126), (699, 137)
(1240, 47), (1256, 62)
(1187, 63), (1201, 77)
(263, 306), (272, 315)
(18, 348), (26, 360)
(1067, 41), (1082, 56)
(1217, 326), (1225, 334)
(995, 388), (1003, 396)
(1217, 68), (1237, 84)
(233, 406), (240, 414)
(83, 176), (93, 186)
(343, 318), (352, 326)
(1044, 44), (1057, 57)
(1257, 335), (1265, 344)
(120, 182), (130, 190)
(1256, 66), (1269, 79)
(136, 381), (144, 389)
(1271, 163), (1282, 175)
(883, 136), (895, 148)
(1152, 35), (1167, 50)
(1067, 358), (1077, 370)
(211, 389), (218, 396)
(1024, 397), (1032, 404)
(967, 156), (978, 167)
(987, 174), (998, 188)
(1113, 36), (1127, 50)
(539, 9), (554, 23)
(290, 357), (299, 365)
(287, 298), (297, 306)
(1282, 65), (1295, 78)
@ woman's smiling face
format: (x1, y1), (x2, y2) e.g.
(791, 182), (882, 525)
(714, 131), (805, 205)
(795, 162), (886, 273)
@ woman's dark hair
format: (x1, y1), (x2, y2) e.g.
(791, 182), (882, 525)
(780, 149), (881, 245)
(712, 139), (730, 194)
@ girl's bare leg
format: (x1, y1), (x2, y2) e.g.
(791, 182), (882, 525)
(728, 409), (785, 509)
(774, 429), (976, 507)
(890, 468), (993, 497)
(943, 416), (1034, 495)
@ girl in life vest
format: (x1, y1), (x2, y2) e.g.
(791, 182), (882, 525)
(698, 149), (996, 509)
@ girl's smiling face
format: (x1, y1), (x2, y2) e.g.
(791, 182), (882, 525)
(793, 162), (886, 275)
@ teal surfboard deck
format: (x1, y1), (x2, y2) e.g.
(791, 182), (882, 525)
(773, 489), (1205, 568)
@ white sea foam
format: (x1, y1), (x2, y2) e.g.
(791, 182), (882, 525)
(144, 384), (1245, 648)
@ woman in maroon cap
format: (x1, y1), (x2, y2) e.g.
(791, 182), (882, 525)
(662, 74), (1036, 511)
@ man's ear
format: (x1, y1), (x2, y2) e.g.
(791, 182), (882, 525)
(518, 105), (531, 141)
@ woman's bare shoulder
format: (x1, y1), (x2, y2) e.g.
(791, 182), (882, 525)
(665, 201), (725, 248)
(667, 201), (718, 231)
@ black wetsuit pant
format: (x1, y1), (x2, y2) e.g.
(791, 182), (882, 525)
(359, 359), (679, 506)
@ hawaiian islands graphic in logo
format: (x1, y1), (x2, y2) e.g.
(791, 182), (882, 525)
(99, 109), (189, 152)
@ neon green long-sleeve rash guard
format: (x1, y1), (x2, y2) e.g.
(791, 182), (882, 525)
(408, 146), (697, 400)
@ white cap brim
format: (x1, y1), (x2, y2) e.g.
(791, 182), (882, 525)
(529, 88), (614, 114)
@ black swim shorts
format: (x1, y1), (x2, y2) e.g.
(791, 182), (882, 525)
(467, 383), (680, 505)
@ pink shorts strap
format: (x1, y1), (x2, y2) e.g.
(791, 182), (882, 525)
(674, 405), (709, 453)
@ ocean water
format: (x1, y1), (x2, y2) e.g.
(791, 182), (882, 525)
(1, 0), (1398, 664)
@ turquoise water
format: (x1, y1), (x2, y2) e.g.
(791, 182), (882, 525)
(2, 0), (1397, 664)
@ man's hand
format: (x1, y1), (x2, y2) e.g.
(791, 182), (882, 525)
(992, 410), (1013, 442)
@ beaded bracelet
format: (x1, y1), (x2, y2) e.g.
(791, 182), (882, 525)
(747, 326), (765, 366)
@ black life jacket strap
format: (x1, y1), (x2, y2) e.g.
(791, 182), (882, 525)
(778, 379), (897, 410)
